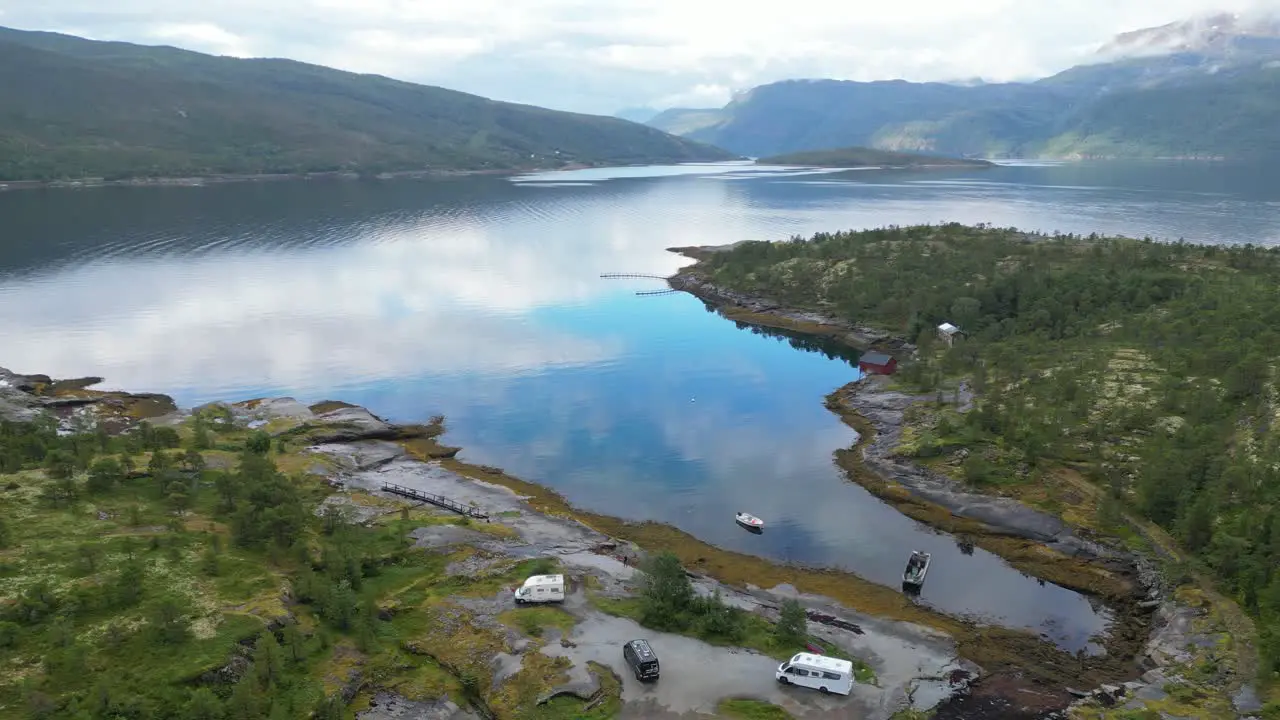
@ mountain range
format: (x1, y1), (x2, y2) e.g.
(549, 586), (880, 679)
(0, 27), (732, 182)
(646, 13), (1280, 160)
(5, 13), (1275, 182)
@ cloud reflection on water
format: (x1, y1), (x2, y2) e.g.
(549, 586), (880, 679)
(0, 242), (622, 396)
(6, 161), (1271, 647)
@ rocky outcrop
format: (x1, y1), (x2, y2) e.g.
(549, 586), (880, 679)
(215, 396), (455, 452)
(1064, 596), (1265, 718)
(835, 378), (1122, 562)
(1, 367), (55, 421)
(357, 692), (481, 720)
(535, 657), (601, 707)
(0, 366), (176, 425)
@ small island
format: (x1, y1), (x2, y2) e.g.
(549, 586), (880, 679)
(755, 146), (993, 169)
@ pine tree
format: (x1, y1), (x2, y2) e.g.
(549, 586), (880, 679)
(252, 632), (284, 689)
(773, 598), (807, 649)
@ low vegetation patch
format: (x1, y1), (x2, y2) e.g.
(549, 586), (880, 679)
(716, 697), (796, 719)
(498, 606), (576, 639)
(0, 412), (579, 719)
(888, 710), (934, 720)
(524, 661), (622, 720)
(592, 551), (875, 683)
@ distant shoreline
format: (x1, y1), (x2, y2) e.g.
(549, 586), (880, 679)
(753, 162), (991, 170)
(0, 155), (1237, 192)
(753, 154), (1232, 167)
(0, 163), (606, 192)
(753, 146), (993, 169)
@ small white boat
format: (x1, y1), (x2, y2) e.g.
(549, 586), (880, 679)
(735, 512), (765, 530)
(903, 550), (931, 587)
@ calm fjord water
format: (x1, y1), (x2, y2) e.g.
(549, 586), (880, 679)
(6, 160), (1280, 649)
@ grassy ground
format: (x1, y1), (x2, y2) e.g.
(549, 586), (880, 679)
(888, 710), (934, 720)
(716, 697), (796, 719)
(0, 410), (619, 720)
(525, 662), (622, 720)
(0, 456), (285, 712)
(498, 606), (577, 639)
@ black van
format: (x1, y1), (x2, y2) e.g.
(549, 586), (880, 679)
(622, 639), (659, 681)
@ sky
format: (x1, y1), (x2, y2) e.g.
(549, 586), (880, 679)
(1, 0), (1278, 116)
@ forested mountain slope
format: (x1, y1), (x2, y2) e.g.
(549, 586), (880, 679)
(0, 27), (734, 181)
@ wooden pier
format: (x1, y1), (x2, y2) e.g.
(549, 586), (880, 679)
(600, 273), (669, 280)
(380, 482), (489, 519)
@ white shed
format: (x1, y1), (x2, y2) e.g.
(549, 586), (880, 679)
(937, 322), (963, 346)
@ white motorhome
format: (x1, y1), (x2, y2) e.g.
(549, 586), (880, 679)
(775, 652), (854, 696)
(513, 574), (565, 604)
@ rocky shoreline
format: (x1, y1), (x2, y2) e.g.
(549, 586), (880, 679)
(663, 267), (1266, 718)
(848, 375), (1266, 718)
(0, 366), (977, 719)
(666, 268), (912, 352)
(664, 265), (1113, 558)
(829, 378), (1131, 570)
(663, 265), (1137, 568)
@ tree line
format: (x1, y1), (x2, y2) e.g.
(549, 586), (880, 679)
(0, 411), (405, 718)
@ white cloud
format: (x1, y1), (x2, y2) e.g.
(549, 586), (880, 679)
(653, 84), (732, 110)
(5, 0), (1278, 113)
(342, 29), (490, 65)
(148, 22), (251, 57)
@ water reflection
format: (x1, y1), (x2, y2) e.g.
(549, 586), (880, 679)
(726, 318), (864, 365)
(0, 249), (624, 398)
(373, 291), (1111, 649)
(7, 161), (1273, 647)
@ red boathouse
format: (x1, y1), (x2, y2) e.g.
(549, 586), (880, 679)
(858, 351), (898, 375)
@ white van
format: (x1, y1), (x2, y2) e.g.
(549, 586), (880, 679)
(775, 652), (854, 696)
(513, 574), (565, 604)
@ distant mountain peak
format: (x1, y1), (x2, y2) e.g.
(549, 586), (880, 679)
(613, 106), (660, 124)
(1097, 11), (1280, 60)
